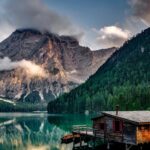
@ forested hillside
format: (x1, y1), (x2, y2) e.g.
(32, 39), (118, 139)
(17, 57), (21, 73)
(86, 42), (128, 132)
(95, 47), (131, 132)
(48, 28), (150, 113)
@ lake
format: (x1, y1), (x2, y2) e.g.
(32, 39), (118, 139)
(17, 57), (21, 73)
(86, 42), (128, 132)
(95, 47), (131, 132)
(0, 113), (92, 150)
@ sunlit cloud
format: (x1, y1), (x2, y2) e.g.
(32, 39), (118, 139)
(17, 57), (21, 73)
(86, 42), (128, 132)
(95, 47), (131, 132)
(93, 26), (131, 48)
(0, 57), (48, 78)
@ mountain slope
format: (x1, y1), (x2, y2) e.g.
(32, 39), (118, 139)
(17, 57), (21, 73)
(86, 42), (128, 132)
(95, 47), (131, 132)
(48, 28), (150, 113)
(0, 29), (116, 104)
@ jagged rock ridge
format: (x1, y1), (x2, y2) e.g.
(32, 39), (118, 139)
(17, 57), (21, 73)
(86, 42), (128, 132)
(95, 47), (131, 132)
(0, 29), (116, 103)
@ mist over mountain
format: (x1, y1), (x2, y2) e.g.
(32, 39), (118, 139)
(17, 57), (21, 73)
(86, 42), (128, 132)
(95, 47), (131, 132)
(0, 29), (116, 104)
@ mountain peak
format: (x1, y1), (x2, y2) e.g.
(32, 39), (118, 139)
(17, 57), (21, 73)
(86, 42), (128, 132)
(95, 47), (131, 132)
(0, 29), (116, 104)
(14, 28), (42, 35)
(13, 28), (79, 45)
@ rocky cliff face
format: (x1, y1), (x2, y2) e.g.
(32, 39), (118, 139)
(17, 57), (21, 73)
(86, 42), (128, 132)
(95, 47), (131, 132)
(0, 29), (116, 103)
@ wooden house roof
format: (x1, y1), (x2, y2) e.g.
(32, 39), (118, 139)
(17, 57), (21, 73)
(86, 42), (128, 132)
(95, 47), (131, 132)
(91, 114), (104, 120)
(102, 111), (150, 125)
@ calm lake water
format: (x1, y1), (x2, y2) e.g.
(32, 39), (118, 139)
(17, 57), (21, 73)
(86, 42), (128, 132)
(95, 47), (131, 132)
(0, 113), (92, 150)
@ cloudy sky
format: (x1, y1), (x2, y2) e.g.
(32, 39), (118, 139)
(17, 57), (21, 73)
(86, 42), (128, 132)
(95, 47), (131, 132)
(0, 0), (149, 50)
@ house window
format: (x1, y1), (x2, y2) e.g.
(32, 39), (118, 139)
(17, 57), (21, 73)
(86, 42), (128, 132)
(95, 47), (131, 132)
(114, 120), (122, 132)
(99, 123), (105, 130)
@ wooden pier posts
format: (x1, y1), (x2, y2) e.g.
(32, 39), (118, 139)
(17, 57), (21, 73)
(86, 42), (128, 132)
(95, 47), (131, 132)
(125, 144), (133, 150)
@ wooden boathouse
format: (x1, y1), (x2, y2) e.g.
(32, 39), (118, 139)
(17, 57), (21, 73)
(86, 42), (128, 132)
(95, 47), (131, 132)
(68, 110), (150, 149)
(92, 111), (150, 146)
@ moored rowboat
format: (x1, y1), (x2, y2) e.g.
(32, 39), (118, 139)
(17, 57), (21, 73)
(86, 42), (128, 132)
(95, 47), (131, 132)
(61, 134), (80, 144)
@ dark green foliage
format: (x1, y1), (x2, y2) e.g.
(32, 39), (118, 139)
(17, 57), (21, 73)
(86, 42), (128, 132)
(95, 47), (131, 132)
(0, 101), (47, 112)
(48, 28), (150, 113)
(24, 91), (41, 103)
(43, 89), (55, 102)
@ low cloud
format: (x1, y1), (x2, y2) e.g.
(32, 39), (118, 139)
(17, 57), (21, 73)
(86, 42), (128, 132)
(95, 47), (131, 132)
(129, 0), (150, 26)
(0, 0), (84, 41)
(93, 26), (131, 48)
(0, 57), (47, 78)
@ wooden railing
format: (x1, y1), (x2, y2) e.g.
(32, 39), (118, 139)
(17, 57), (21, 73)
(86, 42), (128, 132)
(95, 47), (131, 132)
(72, 125), (105, 138)
(72, 125), (93, 134)
(93, 129), (105, 138)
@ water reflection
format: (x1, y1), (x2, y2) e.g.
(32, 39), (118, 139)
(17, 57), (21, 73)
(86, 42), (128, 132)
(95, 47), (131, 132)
(0, 113), (91, 150)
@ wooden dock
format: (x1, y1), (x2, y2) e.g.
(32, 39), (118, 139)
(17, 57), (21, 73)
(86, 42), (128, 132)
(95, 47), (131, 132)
(71, 125), (103, 149)
(61, 125), (106, 149)
(72, 125), (105, 139)
(72, 125), (94, 136)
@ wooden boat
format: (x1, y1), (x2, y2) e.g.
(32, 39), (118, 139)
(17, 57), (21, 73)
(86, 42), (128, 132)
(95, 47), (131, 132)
(61, 134), (80, 144)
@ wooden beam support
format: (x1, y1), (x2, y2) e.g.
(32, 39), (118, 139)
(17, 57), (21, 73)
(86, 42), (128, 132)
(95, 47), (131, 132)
(125, 144), (133, 150)
(107, 142), (110, 150)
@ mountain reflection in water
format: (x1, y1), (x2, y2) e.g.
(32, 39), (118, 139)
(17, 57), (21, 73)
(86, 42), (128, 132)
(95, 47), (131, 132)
(0, 113), (91, 150)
